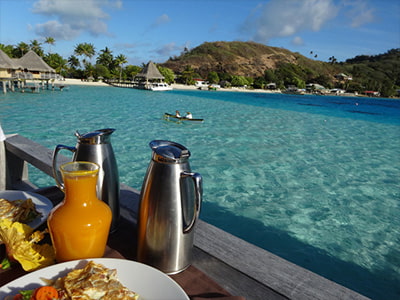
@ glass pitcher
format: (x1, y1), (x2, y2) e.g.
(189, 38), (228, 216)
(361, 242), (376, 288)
(47, 161), (112, 262)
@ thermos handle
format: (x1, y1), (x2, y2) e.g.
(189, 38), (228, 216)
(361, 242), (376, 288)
(52, 144), (76, 191)
(181, 172), (202, 234)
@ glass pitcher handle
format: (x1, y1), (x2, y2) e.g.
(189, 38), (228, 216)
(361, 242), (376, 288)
(181, 171), (202, 234)
(52, 144), (76, 191)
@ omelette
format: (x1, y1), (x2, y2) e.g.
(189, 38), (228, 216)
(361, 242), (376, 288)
(0, 197), (41, 223)
(4, 261), (139, 300)
(53, 261), (139, 299)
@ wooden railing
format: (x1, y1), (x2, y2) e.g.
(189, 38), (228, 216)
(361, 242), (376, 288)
(1, 134), (370, 300)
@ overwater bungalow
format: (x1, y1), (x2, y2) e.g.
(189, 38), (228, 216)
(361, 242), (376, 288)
(0, 49), (19, 92)
(0, 49), (57, 93)
(15, 50), (56, 81)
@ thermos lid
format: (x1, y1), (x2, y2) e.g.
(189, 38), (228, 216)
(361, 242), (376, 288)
(150, 140), (190, 163)
(75, 128), (115, 145)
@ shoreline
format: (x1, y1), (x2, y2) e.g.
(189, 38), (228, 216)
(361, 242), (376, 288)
(58, 79), (397, 99)
(56, 78), (109, 87)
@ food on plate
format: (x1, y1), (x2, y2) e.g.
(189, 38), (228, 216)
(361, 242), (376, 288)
(0, 219), (55, 271)
(6, 261), (140, 300)
(0, 198), (42, 224)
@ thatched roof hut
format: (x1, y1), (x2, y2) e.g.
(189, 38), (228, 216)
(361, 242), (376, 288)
(17, 50), (55, 73)
(0, 49), (18, 70)
(135, 61), (164, 81)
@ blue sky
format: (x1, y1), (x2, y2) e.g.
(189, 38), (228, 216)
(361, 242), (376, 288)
(0, 0), (399, 65)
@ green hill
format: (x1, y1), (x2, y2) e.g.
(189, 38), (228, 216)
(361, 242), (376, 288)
(161, 41), (399, 97)
(162, 41), (334, 77)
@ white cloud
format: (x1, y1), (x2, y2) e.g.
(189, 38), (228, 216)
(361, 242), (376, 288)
(342, 0), (375, 27)
(153, 14), (171, 27)
(292, 36), (304, 46)
(242, 0), (338, 43)
(155, 42), (180, 56)
(31, 0), (121, 39)
(34, 20), (80, 40)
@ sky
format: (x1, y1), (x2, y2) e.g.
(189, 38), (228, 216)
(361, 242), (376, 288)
(0, 0), (399, 65)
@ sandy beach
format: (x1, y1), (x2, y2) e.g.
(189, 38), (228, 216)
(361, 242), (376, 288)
(57, 79), (365, 97)
(56, 78), (110, 87)
(56, 78), (281, 94)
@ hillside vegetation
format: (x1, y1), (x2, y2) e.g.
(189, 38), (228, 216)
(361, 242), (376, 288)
(2, 40), (398, 97)
(162, 41), (400, 97)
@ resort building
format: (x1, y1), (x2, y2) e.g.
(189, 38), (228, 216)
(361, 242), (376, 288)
(0, 50), (18, 80)
(134, 61), (166, 87)
(335, 73), (353, 81)
(0, 49), (57, 93)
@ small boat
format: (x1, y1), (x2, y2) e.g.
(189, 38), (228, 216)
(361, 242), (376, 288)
(163, 113), (204, 123)
(150, 83), (173, 91)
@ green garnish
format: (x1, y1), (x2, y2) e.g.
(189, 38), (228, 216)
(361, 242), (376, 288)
(20, 289), (34, 300)
(0, 257), (11, 269)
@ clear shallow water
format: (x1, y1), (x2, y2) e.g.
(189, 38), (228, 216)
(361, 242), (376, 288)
(1, 87), (399, 299)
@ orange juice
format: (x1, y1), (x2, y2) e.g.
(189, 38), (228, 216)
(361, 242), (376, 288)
(48, 162), (112, 262)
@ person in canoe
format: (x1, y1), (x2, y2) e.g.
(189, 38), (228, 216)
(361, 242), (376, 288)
(175, 110), (181, 117)
(185, 112), (193, 119)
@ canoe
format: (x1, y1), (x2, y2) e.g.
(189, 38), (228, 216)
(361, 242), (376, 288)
(163, 113), (204, 123)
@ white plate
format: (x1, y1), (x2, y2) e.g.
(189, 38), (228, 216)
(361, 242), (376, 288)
(0, 190), (53, 229)
(0, 258), (189, 300)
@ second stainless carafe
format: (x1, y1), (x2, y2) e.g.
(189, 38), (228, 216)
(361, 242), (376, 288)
(137, 140), (202, 274)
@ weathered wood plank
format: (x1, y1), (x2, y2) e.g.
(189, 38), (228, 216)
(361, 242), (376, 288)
(194, 221), (369, 300)
(4, 134), (64, 178)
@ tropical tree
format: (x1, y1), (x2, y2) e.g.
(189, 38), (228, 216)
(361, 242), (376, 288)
(84, 63), (95, 79)
(207, 71), (219, 84)
(158, 66), (175, 84)
(264, 69), (277, 83)
(74, 43), (96, 66)
(68, 55), (80, 69)
(328, 56), (337, 64)
(94, 64), (111, 79)
(253, 76), (266, 89)
(114, 54), (128, 81)
(30, 39), (44, 56)
(13, 42), (29, 57)
(125, 65), (142, 80)
(231, 75), (248, 87)
(0, 44), (14, 57)
(44, 53), (67, 75)
(45, 37), (55, 53)
(96, 47), (114, 69)
(180, 65), (195, 85)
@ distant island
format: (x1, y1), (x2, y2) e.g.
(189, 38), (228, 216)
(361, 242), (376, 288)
(1, 40), (399, 97)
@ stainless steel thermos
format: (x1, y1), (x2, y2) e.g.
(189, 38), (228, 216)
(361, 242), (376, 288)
(137, 140), (202, 274)
(52, 128), (120, 232)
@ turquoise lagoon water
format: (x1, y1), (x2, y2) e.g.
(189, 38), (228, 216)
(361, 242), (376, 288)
(1, 86), (399, 299)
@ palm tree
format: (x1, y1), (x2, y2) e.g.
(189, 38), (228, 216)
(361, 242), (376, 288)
(74, 43), (96, 66)
(114, 54), (127, 82)
(45, 37), (55, 53)
(0, 44), (14, 57)
(44, 53), (67, 74)
(30, 39), (44, 56)
(68, 55), (80, 69)
(96, 47), (114, 69)
(181, 65), (195, 85)
(328, 56), (337, 64)
(14, 42), (29, 57)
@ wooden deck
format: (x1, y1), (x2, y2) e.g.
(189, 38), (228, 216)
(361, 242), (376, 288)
(0, 134), (370, 300)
